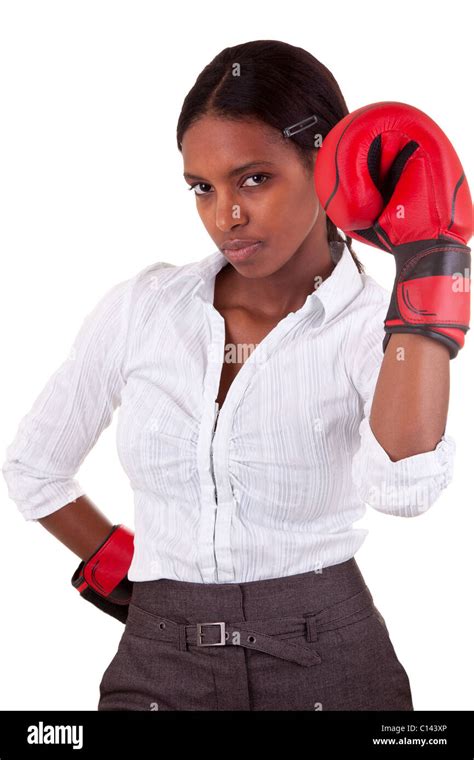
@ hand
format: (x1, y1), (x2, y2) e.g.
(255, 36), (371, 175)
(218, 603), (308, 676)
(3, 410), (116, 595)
(71, 524), (134, 623)
(314, 101), (472, 359)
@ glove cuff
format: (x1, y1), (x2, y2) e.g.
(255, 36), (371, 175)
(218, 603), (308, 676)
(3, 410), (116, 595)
(71, 524), (134, 621)
(384, 239), (471, 358)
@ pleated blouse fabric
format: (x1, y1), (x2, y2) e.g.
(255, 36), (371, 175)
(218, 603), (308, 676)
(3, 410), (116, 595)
(2, 241), (456, 583)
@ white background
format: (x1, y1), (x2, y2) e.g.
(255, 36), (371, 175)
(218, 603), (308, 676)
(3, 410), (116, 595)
(0, 0), (472, 711)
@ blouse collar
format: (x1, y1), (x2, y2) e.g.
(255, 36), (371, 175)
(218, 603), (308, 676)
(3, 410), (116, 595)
(163, 239), (364, 327)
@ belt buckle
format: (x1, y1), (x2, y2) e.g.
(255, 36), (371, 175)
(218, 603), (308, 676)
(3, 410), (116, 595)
(196, 621), (226, 646)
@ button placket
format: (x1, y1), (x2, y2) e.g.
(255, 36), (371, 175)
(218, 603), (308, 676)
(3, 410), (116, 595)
(196, 306), (226, 582)
(199, 296), (319, 583)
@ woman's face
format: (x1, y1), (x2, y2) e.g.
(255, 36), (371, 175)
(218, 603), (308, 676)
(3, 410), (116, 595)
(181, 115), (327, 279)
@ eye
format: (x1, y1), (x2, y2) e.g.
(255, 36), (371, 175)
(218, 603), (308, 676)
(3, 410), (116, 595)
(242, 173), (269, 188)
(188, 182), (212, 196)
(187, 173), (270, 196)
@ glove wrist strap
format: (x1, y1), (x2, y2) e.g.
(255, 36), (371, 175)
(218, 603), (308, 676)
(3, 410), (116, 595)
(383, 240), (470, 358)
(71, 524), (134, 600)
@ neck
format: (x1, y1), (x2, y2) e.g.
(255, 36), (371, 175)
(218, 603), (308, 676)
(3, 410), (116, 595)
(219, 235), (336, 321)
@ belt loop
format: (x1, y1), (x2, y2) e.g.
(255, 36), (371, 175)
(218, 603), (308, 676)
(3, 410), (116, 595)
(303, 613), (319, 643)
(177, 622), (188, 651)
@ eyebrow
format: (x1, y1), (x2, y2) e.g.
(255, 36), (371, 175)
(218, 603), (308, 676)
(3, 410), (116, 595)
(183, 160), (276, 181)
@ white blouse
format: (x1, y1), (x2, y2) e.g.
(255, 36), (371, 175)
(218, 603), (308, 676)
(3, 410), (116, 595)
(2, 241), (456, 583)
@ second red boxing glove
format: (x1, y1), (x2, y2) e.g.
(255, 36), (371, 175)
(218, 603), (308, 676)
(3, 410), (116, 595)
(71, 524), (134, 623)
(314, 101), (472, 359)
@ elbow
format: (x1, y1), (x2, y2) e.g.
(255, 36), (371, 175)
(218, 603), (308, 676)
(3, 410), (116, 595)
(2, 458), (85, 523)
(352, 422), (456, 517)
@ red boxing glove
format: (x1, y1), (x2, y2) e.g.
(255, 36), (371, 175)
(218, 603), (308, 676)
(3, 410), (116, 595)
(314, 101), (472, 358)
(71, 524), (134, 623)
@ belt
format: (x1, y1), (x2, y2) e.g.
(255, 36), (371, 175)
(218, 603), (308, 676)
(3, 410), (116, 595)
(124, 587), (376, 668)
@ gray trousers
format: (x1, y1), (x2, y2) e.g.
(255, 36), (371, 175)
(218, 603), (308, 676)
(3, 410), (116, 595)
(97, 558), (414, 711)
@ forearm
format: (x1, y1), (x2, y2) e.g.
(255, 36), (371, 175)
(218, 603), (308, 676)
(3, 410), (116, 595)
(37, 494), (114, 560)
(369, 333), (450, 462)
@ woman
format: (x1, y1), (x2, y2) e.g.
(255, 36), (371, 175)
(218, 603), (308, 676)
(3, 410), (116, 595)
(3, 40), (465, 711)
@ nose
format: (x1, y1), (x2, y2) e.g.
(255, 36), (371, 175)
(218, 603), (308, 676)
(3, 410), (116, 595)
(214, 192), (248, 232)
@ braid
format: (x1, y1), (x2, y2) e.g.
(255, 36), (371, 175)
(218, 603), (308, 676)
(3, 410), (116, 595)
(326, 217), (365, 274)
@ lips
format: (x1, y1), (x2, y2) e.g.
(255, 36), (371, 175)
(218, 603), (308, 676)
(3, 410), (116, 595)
(221, 241), (263, 263)
(221, 239), (262, 250)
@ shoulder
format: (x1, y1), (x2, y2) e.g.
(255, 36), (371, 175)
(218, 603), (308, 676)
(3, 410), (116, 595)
(93, 253), (211, 322)
(342, 272), (392, 386)
(121, 254), (213, 330)
(129, 256), (204, 302)
(342, 270), (391, 345)
(354, 271), (391, 315)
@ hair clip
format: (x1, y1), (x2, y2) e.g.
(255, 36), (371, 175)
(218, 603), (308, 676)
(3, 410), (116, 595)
(282, 114), (318, 138)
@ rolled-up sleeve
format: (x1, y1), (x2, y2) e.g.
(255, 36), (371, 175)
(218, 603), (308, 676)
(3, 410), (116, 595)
(2, 276), (133, 521)
(348, 295), (456, 518)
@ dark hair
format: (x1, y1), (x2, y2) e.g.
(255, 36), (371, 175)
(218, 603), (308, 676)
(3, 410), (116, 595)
(176, 39), (365, 274)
